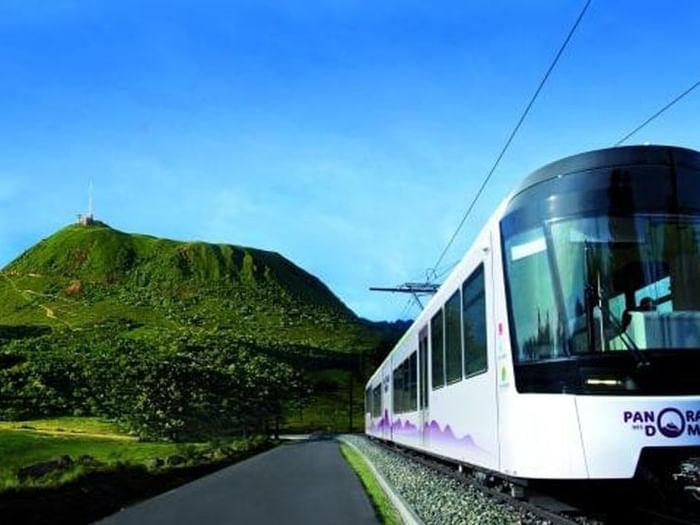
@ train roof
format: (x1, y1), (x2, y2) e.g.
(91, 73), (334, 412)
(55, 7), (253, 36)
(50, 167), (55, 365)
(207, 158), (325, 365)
(365, 144), (700, 389)
(513, 145), (700, 200)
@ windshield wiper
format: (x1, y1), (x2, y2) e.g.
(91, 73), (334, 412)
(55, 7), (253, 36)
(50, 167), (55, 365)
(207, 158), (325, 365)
(583, 241), (650, 368)
(593, 288), (650, 367)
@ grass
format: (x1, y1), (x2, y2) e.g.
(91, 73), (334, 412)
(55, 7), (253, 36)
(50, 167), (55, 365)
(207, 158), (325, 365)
(0, 417), (244, 490)
(340, 443), (401, 525)
(0, 417), (130, 439)
(0, 416), (278, 524)
(0, 432), (185, 489)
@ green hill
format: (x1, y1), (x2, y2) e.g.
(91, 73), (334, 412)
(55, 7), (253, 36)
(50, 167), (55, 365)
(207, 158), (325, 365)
(0, 223), (378, 353)
(0, 222), (409, 438)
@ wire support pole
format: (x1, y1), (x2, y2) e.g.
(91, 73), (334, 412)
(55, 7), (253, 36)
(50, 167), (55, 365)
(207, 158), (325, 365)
(430, 0), (592, 278)
(371, 283), (440, 316)
(615, 78), (700, 146)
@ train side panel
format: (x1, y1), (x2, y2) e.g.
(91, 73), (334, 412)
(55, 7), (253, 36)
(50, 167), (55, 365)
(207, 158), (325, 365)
(378, 225), (501, 472)
(421, 230), (499, 470)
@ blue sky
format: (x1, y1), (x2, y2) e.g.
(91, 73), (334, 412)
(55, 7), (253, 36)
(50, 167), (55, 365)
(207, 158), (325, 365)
(0, 1), (698, 321)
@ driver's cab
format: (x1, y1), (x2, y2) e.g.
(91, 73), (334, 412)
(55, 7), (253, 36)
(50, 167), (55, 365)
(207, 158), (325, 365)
(500, 145), (700, 395)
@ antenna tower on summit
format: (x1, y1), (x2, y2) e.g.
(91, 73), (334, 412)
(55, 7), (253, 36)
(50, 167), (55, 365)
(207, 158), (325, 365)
(88, 179), (93, 217)
(77, 180), (96, 226)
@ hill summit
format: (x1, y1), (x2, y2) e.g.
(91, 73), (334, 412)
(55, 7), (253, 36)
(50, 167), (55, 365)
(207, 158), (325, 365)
(0, 223), (378, 353)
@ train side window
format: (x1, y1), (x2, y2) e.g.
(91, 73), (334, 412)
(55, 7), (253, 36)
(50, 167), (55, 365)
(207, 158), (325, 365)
(504, 227), (560, 361)
(419, 329), (429, 408)
(392, 355), (418, 414)
(372, 384), (382, 417)
(392, 365), (402, 413)
(402, 360), (407, 412)
(369, 387), (373, 416)
(408, 351), (417, 411)
(431, 309), (445, 389)
(402, 359), (409, 412)
(444, 290), (463, 384)
(463, 264), (488, 377)
(365, 387), (370, 414)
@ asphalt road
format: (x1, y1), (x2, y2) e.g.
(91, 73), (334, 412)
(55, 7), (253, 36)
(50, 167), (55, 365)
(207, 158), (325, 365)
(98, 437), (379, 525)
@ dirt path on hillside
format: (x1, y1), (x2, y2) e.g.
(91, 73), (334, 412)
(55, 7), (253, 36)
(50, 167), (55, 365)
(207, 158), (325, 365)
(0, 273), (75, 328)
(0, 426), (137, 441)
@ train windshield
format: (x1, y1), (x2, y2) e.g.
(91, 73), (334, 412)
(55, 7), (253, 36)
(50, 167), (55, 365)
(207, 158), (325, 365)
(505, 214), (700, 362)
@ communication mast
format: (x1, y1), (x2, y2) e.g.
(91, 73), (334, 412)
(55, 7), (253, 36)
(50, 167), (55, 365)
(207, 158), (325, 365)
(77, 180), (96, 226)
(88, 179), (93, 218)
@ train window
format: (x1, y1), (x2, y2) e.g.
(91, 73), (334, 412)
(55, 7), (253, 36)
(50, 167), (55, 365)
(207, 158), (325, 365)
(365, 388), (370, 414)
(463, 265), (488, 376)
(392, 353), (418, 414)
(445, 290), (463, 383)
(402, 359), (409, 411)
(371, 384), (382, 417)
(549, 215), (700, 354)
(393, 362), (405, 413)
(504, 227), (561, 362)
(431, 310), (445, 389)
(408, 351), (417, 410)
(419, 329), (429, 408)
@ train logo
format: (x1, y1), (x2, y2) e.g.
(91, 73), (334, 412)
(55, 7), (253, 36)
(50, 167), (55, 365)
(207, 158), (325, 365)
(657, 408), (685, 438)
(624, 408), (700, 438)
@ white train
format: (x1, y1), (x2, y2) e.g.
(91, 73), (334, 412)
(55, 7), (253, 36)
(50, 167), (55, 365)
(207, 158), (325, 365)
(365, 145), (700, 486)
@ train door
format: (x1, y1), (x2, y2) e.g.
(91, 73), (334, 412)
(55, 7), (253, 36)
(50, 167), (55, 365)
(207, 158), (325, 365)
(473, 231), (500, 469)
(381, 363), (392, 441)
(418, 327), (429, 448)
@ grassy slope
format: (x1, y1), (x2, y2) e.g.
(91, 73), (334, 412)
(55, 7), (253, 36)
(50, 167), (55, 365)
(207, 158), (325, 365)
(0, 417), (256, 490)
(0, 433), (184, 489)
(0, 417), (130, 439)
(0, 224), (408, 435)
(0, 416), (279, 525)
(340, 443), (401, 525)
(0, 223), (380, 353)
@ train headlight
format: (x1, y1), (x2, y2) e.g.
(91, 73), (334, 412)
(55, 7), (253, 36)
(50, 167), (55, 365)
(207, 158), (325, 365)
(585, 378), (625, 388)
(581, 369), (638, 392)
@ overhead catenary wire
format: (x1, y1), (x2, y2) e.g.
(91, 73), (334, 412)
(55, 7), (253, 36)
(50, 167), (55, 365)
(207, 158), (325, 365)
(434, 259), (460, 280)
(614, 78), (700, 146)
(429, 0), (592, 279)
(396, 295), (415, 321)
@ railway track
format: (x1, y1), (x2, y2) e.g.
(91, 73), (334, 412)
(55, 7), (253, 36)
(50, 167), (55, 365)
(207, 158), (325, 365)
(369, 437), (700, 525)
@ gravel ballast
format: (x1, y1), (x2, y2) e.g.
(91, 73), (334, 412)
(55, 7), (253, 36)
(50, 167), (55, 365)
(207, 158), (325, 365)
(340, 434), (562, 525)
